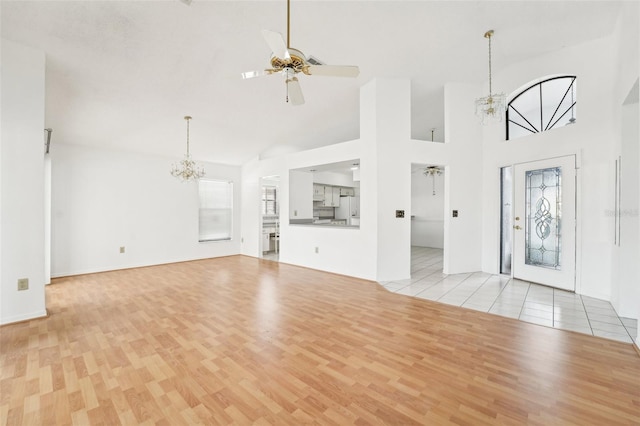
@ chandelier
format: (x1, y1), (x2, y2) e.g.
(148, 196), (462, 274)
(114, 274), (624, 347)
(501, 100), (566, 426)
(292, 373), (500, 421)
(170, 115), (205, 182)
(423, 166), (442, 196)
(475, 30), (506, 124)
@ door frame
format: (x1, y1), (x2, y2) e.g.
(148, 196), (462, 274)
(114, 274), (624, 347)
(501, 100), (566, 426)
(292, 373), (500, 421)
(500, 154), (581, 292)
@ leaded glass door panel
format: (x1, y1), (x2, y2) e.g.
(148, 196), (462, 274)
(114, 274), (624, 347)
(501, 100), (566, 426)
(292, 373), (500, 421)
(513, 156), (576, 290)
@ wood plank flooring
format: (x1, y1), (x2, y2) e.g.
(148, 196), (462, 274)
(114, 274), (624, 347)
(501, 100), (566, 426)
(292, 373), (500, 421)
(1, 255), (639, 425)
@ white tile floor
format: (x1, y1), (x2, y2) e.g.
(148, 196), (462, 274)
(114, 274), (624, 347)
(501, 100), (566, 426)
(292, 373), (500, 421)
(380, 247), (638, 345)
(262, 252), (279, 262)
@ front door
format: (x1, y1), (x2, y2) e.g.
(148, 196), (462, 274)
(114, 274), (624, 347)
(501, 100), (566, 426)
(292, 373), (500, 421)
(512, 156), (576, 291)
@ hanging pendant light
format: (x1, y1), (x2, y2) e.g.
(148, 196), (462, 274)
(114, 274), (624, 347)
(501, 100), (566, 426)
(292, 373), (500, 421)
(170, 116), (205, 182)
(423, 166), (442, 196)
(475, 30), (506, 124)
(566, 82), (576, 125)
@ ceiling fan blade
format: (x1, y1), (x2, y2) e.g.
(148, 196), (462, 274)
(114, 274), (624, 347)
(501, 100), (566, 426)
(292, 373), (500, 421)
(241, 70), (275, 79)
(261, 30), (290, 60)
(286, 77), (305, 105)
(306, 65), (359, 78)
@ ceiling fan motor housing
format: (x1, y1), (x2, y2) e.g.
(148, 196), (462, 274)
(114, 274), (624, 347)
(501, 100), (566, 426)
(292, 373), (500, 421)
(270, 48), (307, 74)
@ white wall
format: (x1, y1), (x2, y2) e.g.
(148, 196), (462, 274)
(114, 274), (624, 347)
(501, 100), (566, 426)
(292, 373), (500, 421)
(441, 83), (484, 274)
(613, 101), (639, 319)
(313, 171), (356, 187)
(0, 39), (47, 324)
(371, 79), (412, 281)
(51, 143), (241, 277)
(610, 1), (640, 324)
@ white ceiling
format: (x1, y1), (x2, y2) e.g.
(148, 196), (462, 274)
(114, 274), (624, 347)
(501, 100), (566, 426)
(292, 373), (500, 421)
(1, 1), (622, 165)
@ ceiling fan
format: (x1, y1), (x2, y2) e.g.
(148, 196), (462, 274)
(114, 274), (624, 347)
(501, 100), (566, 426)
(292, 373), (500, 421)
(241, 0), (359, 105)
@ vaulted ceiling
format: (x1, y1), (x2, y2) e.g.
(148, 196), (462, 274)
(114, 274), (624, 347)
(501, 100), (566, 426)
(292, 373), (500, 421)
(1, 1), (622, 165)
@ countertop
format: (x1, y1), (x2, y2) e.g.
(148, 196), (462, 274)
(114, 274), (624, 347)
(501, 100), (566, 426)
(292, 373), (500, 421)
(289, 219), (359, 229)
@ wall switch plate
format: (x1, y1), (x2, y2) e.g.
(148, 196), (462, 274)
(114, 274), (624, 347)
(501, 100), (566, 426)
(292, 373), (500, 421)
(17, 278), (29, 291)
(119, 246), (125, 253)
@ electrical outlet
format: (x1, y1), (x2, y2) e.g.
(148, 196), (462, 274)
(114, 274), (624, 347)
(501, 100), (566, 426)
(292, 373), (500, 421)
(315, 247), (319, 254)
(17, 278), (29, 291)
(119, 246), (125, 254)
(294, 210), (298, 217)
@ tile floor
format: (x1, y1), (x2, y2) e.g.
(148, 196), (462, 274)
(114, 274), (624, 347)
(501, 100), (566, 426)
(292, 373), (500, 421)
(262, 252), (279, 262)
(380, 247), (638, 344)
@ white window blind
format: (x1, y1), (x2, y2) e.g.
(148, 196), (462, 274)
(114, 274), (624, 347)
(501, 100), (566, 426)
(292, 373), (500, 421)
(198, 180), (233, 242)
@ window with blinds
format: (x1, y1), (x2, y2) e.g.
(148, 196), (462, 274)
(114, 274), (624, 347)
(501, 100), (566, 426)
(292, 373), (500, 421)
(262, 186), (278, 215)
(198, 180), (233, 242)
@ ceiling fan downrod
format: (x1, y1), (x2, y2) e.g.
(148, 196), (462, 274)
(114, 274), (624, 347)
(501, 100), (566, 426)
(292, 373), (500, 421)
(287, 0), (291, 49)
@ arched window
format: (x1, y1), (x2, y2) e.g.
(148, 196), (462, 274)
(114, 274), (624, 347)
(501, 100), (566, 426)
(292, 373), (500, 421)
(506, 76), (576, 140)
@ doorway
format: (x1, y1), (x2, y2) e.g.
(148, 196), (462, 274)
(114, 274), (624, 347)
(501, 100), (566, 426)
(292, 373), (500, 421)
(410, 163), (445, 276)
(261, 176), (280, 261)
(501, 156), (576, 290)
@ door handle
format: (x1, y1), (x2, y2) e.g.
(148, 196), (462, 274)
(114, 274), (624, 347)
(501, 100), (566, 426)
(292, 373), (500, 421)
(513, 225), (522, 230)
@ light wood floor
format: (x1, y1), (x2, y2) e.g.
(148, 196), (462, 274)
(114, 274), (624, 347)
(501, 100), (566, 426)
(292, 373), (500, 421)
(2, 256), (639, 425)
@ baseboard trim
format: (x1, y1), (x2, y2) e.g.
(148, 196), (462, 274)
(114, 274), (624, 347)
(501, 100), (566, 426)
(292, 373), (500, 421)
(0, 309), (48, 327)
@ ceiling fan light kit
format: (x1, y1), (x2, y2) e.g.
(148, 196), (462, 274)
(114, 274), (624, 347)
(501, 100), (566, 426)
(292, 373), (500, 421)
(423, 166), (443, 196)
(242, 0), (359, 105)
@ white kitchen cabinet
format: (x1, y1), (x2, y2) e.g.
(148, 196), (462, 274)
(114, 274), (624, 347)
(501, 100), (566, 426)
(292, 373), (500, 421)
(322, 186), (341, 207)
(313, 184), (325, 201)
(340, 187), (355, 196)
(332, 187), (341, 206)
(289, 171), (313, 219)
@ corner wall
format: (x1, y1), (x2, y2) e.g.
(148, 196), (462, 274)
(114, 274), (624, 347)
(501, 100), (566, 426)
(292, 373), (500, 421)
(51, 143), (242, 277)
(1, 39), (47, 324)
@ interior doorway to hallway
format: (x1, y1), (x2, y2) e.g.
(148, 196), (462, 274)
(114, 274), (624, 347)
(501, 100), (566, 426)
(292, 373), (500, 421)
(260, 176), (280, 262)
(410, 163), (445, 275)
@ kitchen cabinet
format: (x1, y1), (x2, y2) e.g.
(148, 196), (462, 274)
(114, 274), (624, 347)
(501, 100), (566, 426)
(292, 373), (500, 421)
(313, 184), (325, 201)
(289, 171), (313, 219)
(322, 186), (341, 207)
(340, 187), (355, 196)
